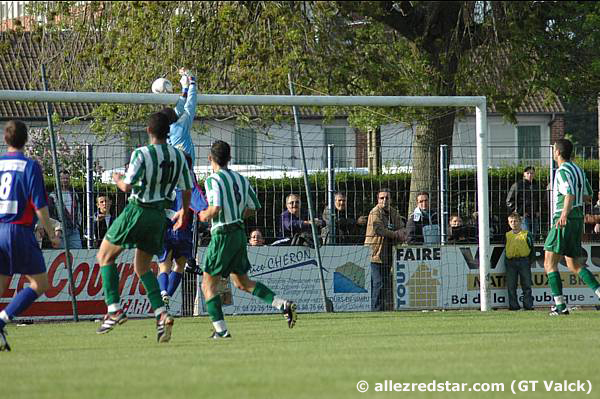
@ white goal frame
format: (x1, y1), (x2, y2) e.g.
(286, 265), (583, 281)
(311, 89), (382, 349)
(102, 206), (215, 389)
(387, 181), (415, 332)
(0, 90), (492, 311)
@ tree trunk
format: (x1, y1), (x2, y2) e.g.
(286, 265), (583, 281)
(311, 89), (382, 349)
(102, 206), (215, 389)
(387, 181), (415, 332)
(407, 111), (455, 218)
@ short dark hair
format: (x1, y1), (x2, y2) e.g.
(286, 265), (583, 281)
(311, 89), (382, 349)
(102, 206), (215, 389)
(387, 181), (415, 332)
(417, 191), (429, 198)
(378, 188), (391, 196)
(159, 107), (178, 125)
(210, 140), (231, 167)
(524, 166), (535, 173)
(148, 112), (170, 140)
(554, 139), (573, 160)
(4, 120), (28, 149)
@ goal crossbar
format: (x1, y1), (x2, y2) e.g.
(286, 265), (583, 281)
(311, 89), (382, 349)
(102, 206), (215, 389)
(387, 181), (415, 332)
(0, 90), (492, 311)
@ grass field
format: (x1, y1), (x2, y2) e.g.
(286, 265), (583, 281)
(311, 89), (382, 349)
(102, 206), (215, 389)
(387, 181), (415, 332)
(1, 310), (599, 399)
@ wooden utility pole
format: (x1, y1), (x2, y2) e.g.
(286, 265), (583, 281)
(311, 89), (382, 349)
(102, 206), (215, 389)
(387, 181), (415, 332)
(367, 126), (381, 175)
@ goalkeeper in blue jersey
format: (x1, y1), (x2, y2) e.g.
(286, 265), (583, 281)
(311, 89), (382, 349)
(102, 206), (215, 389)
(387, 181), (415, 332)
(161, 67), (197, 164)
(157, 153), (207, 308)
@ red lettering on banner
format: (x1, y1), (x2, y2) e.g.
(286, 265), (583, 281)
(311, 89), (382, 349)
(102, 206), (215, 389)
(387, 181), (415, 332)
(88, 264), (103, 297)
(121, 299), (130, 313)
(72, 263), (90, 296)
(45, 252), (69, 298)
(136, 274), (146, 295)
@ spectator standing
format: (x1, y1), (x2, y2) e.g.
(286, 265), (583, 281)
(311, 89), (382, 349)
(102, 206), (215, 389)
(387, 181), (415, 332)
(406, 191), (438, 244)
(321, 192), (367, 245)
(506, 166), (541, 238)
(93, 195), (114, 248)
(49, 170), (82, 249)
(364, 188), (406, 311)
(504, 212), (534, 310)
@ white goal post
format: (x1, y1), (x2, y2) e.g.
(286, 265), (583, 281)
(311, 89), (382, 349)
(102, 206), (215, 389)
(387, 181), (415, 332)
(0, 90), (492, 311)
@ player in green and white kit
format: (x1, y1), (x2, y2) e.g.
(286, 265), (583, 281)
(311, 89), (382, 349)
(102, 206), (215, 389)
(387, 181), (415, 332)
(199, 140), (297, 338)
(544, 139), (600, 315)
(96, 112), (193, 341)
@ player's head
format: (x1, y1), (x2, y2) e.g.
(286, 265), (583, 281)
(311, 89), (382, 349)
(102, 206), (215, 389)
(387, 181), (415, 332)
(159, 107), (178, 125)
(147, 112), (171, 140)
(554, 139), (573, 161)
(209, 140), (231, 167)
(4, 120), (28, 149)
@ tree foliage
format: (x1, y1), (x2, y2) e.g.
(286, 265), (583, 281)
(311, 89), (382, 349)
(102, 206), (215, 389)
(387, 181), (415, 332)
(6, 1), (599, 208)
(13, 1), (598, 130)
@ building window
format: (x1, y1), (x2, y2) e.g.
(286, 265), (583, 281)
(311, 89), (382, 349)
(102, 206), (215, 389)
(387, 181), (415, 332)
(234, 128), (257, 164)
(517, 125), (541, 160)
(324, 127), (346, 167)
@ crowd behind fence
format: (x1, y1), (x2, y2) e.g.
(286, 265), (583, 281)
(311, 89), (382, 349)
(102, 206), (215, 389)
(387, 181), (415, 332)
(2, 140), (600, 249)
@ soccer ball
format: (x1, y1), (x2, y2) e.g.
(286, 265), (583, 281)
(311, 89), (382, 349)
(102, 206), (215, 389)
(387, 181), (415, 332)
(151, 78), (173, 94)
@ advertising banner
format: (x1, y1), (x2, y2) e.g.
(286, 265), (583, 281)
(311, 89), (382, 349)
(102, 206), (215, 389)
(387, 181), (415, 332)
(200, 245), (372, 315)
(0, 245), (372, 320)
(394, 244), (600, 309)
(0, 250), (182, 320)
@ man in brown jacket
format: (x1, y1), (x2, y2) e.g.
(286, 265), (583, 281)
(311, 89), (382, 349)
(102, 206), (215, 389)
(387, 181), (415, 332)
(365, 188), (407, 311)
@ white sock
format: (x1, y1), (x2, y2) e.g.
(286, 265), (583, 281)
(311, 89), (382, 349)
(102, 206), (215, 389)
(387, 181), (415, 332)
(595, 287), (600, 299)
(0, 310), (9, 324)
(554, 295), (565, 306)
(272, 296), (287, 311)
(107, 303), (121, 313)
(161, 290), (168, 297)
(213, 320), (228, 333)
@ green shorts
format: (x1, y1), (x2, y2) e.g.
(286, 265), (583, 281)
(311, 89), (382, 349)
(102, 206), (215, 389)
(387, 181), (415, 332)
(544, 216), (584, 258)
(202, 224), (250, 277)
(105, 202), (167, 256)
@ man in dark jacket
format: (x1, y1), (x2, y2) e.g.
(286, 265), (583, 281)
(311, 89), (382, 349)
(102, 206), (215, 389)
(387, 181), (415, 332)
(406, 191), (438, 244)
(505, 166), (541, 237)
(321, 192), (367, 245)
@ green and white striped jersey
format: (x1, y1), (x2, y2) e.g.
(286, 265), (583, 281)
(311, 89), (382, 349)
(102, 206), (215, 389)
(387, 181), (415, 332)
(123, 144), (193, 206)
(204, 168), (261, 232)
(552, 161), (592, 217)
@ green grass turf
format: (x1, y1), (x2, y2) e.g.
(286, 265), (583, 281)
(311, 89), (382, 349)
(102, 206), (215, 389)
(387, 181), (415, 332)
(1, 310), (599, 399)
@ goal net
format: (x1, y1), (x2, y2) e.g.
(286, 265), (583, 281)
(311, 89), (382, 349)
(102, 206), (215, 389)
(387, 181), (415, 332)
(0, 90), (495, 322)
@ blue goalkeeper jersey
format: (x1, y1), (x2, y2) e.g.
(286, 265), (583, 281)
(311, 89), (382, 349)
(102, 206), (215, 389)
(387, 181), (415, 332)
(168, 82), (197, 163)
(0, 152), (48, 226)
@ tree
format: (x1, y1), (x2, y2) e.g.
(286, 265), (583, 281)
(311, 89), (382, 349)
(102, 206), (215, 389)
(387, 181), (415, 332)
(9, 1), (600, 210)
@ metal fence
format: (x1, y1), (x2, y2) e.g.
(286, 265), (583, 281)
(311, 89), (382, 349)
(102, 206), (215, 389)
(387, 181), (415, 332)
(4, 140), (600, 248)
